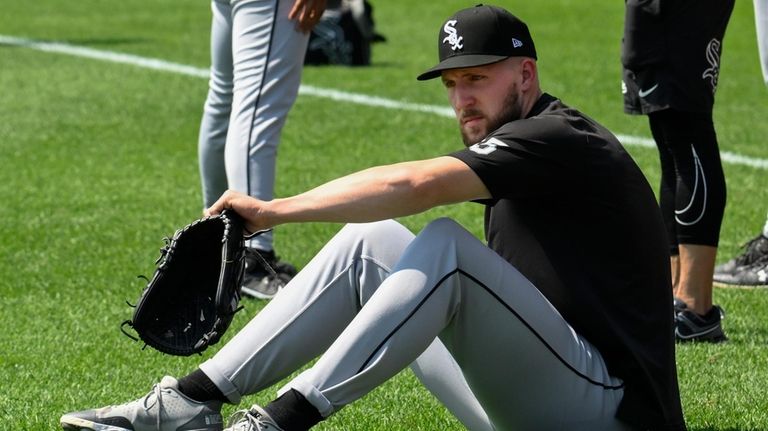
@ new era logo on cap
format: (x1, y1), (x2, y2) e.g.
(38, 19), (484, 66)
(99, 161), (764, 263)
(418, 4), (537, 81)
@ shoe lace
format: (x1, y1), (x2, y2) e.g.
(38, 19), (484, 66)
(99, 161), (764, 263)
(747, 252), (768, 271)
(755, 248), (768, 262)
(141, 383), (167, 431)
(735, 235), (768, 266)
(227, 408), (267, 431)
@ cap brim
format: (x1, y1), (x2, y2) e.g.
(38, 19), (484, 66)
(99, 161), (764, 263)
(416, 54), (509, 81)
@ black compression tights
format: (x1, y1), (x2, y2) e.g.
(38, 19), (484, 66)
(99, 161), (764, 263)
(648, 109), (726, 254)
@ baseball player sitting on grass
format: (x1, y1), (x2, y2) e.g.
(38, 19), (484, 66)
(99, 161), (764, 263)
(61, 5), (687, 431)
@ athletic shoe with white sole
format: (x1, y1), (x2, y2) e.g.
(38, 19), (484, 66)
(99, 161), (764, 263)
(714, 234), (768, 284)
(60, 376), (224, 431)
(224, 405), (284, 431)
(716, 255), (768, 287)
(675, 305), (727, 343)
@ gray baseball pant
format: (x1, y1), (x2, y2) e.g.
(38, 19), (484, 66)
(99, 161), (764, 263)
(198, 0), (308, 250)
(756, 0), (768, 85)
(200, 219), (632, 430)
(754, 0), (768, 234)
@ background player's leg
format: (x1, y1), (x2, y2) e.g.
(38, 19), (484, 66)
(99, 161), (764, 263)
(756, 0), (768, 85)
(754, 0), (768, 251)
(284, 218), (630, 430)
(225, 0), (309, 251)
(650, 110), (726, 316)
(649, 114), (681, 289)
(199, 0), (234, 210)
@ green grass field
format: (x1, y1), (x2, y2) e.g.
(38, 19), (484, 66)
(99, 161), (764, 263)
(1, 0), (767, 429)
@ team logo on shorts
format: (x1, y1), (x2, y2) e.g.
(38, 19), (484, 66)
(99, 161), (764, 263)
(702, 38), (722, 94)
(443, 20), (464, 51)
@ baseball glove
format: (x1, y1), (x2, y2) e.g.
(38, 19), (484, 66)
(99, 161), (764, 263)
(121, 209), (247, 356)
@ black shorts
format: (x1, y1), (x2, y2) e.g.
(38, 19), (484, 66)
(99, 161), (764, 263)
(621, 0), (735, 115)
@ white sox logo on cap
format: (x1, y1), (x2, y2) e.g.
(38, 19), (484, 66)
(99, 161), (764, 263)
(417, 5), (537, 81)
(442, 20), (463, 51)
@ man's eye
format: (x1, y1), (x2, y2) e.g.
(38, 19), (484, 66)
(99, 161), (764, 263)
(470, 75), (485, 81)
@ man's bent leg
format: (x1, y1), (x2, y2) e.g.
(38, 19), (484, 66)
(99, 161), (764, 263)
(410, 338), (495, 431)
(200, 220), (414, 403)
(282, 218), (629, 430)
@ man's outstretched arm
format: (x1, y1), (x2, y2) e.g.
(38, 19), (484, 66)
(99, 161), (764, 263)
(206, 156), (489, 233)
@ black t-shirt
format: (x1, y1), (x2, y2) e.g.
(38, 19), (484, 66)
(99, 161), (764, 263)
(450, 93), (686, 430)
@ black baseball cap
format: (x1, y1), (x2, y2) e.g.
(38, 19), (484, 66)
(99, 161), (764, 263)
(417, 4), (537, 81)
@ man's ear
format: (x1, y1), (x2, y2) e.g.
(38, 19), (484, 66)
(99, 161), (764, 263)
(520, 58), (538, 91)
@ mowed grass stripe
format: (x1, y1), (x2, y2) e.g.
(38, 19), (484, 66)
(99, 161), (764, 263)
(3, 33), (766, 171)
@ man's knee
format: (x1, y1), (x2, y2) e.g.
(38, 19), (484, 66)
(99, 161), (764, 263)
(338, 220), (413, 243)
(330, 221), (415, 265)
(417, 218), (469, 246)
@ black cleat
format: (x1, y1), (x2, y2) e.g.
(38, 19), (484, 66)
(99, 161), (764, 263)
(675, 305), (727, 343)
(241, 248), (297, 299)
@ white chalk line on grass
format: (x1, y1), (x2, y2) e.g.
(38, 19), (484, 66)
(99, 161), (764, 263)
(2, 34), (767, 170)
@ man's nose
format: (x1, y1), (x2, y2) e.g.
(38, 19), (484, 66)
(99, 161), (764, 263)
(452, 85), (476, 110)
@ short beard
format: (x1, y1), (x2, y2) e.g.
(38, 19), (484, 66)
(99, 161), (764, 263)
(460, 83), (523, 147)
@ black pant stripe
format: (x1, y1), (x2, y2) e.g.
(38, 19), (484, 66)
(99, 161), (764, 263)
(358, 268), (624, 391)
(246, 0), (280, 194)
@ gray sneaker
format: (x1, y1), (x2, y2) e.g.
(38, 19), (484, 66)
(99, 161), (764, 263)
(714, 234), (768, 284)
(716, 256), (768, 287)
(224, 405), (284, 431)
(60, 376), (224, 431)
